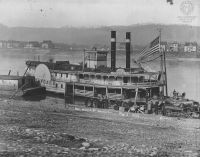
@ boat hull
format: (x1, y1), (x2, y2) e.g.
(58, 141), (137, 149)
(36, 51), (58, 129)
(22, 87), (46, 97)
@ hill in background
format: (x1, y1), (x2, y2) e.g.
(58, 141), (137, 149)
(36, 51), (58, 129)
(0, 24), (199, 47)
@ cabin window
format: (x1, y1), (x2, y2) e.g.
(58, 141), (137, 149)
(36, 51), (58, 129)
(56, 83), (58, 88)
(61, 84), (63, 88)
(61, 73), (63, 77)
(55, 73), (57, 77)
(79, 74), (84, 79)
(66, 73), (68, 78)
(84, 74), (89, 80)
(123, 77), (128, 83)
(139, 76), (144, 82)
(132, 77), (138, 83)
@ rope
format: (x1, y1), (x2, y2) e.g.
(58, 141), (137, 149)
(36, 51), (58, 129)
(137, 45), (160, 61)
(135, 45), (149, 59)
(139, 55), (162, 64)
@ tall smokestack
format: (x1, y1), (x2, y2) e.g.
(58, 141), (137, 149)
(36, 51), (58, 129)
(126, 32), (131, 69)
(111, 31), (116, 71)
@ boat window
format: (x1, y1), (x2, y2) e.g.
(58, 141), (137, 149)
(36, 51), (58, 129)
(103, 76), (108, 80)
(61, 73), (63, 77)
(55, 73), (57, 77)
(96, 75), (101, 79)
(79, 74), (84, 79)
(56, 83), (58, 88)
(132, 77), (138, 83)
(61, 84), (63, 88)
(109, 76), (115, 81)
(108, 88), (121, 94)
(84, 74), (89, 80)
(123, 77), (128, 83)
(116, 77), (122, 81)
(139, 76), (144, 82)
(66, 73), (68, 78)
(85, 86), (93, 91)
(90, 75), (95, 79)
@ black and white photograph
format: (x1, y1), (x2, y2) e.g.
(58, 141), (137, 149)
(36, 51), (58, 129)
(0, 0), (200, 156)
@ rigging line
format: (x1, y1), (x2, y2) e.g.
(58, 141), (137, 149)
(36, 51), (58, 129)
(140, 55), (160, 63)
(137, 40), (159, 58)
(136, 45), (150, 59)
(139, 45), (159, 56)
(136, 35), (160, 59)
(136, 45), (159, 60)
(135, 43), (153, 57)
(139, 45), (159, 58)
(135, 46), (148, 60)
(137, 48), (160, 62)
(143, 61), (157, 68)
(140, 49), (160, 61)
(139, 49), (159, 61)
(136, 45), (149, 57)
(139, 55), (162, 64)
(139, 53), (161, 63)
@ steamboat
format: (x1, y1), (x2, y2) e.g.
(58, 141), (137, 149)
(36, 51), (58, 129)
(25, 31), (200, 117)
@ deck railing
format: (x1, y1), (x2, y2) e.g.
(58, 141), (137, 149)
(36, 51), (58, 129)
(52, 77), (162, 87)
(78, 79), (161, 87)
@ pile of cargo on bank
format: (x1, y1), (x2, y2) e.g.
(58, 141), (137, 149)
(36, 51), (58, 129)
(23, 31), (200, 118)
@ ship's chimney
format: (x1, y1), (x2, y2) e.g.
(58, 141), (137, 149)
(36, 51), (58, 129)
(111, 31), (116, 71)
(126, 32), (131, 69)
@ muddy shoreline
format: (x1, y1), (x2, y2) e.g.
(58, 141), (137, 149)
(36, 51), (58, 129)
(0, 97), (199, 156)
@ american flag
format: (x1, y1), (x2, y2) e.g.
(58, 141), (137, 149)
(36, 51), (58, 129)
(136, 36), (160, 63)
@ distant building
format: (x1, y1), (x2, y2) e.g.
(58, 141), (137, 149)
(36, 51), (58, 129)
(25, 41), (40, 48)
(178, 43), (185, 52)
(184, 42), (197, 53)
(169, 42), (179, 52)
(41, 40), (54, 49)
(8, 40), (21, 48)
(0, 40), (7, 48)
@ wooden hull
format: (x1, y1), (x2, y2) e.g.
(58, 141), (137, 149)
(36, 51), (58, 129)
(23, 87), (46, 97)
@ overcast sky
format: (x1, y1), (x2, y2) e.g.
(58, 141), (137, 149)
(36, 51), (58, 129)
(0, 0), (199, 27)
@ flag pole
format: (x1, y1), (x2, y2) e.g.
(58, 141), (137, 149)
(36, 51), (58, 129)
(163, 38), (168, 96)
(159, 29), (164, 97)
(83, 48), (85, 71)
(159, 29), (168, 97)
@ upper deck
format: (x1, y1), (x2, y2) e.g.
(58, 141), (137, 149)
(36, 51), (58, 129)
(50, 69), (163, 88)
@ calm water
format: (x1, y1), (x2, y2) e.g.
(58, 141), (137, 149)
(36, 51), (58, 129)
(1, 49), (200, 102)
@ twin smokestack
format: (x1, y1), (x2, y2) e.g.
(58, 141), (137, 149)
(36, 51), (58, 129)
(110, 31), (131, 71)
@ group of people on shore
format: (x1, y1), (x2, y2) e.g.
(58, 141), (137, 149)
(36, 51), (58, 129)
(173, 89), (186, 99)
(129, 99), (165, 115)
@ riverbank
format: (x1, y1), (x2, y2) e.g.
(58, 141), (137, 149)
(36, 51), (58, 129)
(0, 97), (199, 156)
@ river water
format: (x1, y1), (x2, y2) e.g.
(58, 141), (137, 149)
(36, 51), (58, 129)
(1, 49), (200, 102)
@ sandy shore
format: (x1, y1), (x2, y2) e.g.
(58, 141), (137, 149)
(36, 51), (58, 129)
(0, 97), (199, 156)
